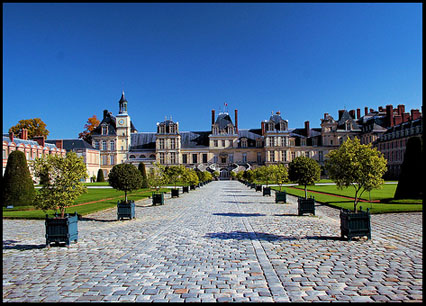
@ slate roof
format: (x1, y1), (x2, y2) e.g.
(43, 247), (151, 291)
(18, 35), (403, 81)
(46, 139), (97, 151)
(3, 135), (57, 148)
(215, 113), (234, 130)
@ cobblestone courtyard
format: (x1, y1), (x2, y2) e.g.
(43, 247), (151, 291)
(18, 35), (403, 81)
(3, 181), (423, 302)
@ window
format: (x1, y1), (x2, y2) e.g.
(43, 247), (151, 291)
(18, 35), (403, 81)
(170, 139), (176, 150)
(159, 139), (165, 150)
(170, 152), (176, 164)
(110, 155), (115, 165)
(203, 153), (208, 163)
(110, 140), (115, 151)
(257, 152), (262, 164)
(192, 154), (197, 164)
(281, 150), (287, 162)
(169, 124), (175, 134)
(102, 125), (108, 135)
(305, 151), (309, 158)
(102, 141), (107, 151)
(182, 154), (187, 164)
(221, 156), (226, 163)
(102, 155), (108, 165)
(94, 141), (100, 150)
(214, 140), (218, 147)
(241, 138), (248, 148)
(291, 152), (295, 161)
(242, 153), (247, 163)
(214, 155), (218, 163)
(319, 151), (323, 162)
(229, 154), (233, 163)
(159, 152), (165, 164)
(256, 138), (262, 148)
(222, 140), (226, 147)
(269, 151), (275, 162)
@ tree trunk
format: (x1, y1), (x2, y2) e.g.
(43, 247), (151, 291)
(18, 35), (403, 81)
(125, 191), (128, 203)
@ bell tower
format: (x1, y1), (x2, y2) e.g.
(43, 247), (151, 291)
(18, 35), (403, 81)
(116, 91), (131, 163)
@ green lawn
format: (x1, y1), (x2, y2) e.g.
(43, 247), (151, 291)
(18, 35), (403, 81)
(270, 185), (422, 214)
(3, 187), (170, 219)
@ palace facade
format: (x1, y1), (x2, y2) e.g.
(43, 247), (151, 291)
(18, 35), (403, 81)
(90, 93), (423, 179)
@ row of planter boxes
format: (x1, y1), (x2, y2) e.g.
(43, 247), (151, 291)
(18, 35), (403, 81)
(238, 180), (371, 241)
(45, 181), (214, 247)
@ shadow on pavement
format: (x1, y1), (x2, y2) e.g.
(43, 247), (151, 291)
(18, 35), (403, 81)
(78, 217), (117, 222)
(204, 231), (342, 241)
(213, 213), (266, 217)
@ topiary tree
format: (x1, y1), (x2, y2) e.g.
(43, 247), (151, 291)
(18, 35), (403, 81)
(31, 151), (88, 218)
(325, 137), (387, 212)
(165, 165), (186, 188)
(289, 156), (321, 199)
(394, 136), (423, 199)
(138, 162), (149, 188)
(3, 150), (36, 207)
(203, 170), (213, 182)
(108, 163), (143, 203)
(243, 169), (255, 183)
(254, 165), (274, 186)
(270, 164), (289, 191)
(213, 170), (220, 181)
(96, 168), (105, 182)
(230, 171), (236, 180)
(147, 163), (167, 192)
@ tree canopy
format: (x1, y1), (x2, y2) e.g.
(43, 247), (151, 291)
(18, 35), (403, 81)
(108, 163), (143, 203)
(31, 151), (88, 217)
(325, 137), (387, 212)
(78, 115), (100, 144)
(270, 164), (289, 191)
(288, 156), (321, 199)
(9, 118), (49, 139)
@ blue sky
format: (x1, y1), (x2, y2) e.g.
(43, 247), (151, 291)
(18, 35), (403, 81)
(3, 3), (422, 139)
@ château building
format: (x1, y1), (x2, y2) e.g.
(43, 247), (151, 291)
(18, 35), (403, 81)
(90, 92), (422, 179)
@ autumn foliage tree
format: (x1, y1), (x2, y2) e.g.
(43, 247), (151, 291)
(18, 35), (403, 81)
(79, 115), (100, 144)
(9, 118), (49, 139)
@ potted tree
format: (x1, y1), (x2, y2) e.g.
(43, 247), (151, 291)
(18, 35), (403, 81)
(213, 170), (220, 181)
(270, 164), (289, 203)
(166, 165), (185, 198)
(108, 163), (142, 220)
(31, 152), (88, 247)
(258, 166), (274, 196)
(326, 137), (387, 240)
(147, 163), (167, 205)
(188, 169), (200, 190)
(288, 156), (321, 216)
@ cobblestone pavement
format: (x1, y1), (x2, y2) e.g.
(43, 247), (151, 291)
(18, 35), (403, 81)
(3, 181), (422, 302)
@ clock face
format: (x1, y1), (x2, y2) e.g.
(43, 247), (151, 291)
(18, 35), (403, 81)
(118, 119), (124, 126)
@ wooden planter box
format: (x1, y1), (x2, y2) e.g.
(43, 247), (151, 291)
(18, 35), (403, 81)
(45, 212), (78, 247)
(190, 185), (196, 190)
(250, 183), (256, 189)
(255, 185), (262, 192)
(263, 187), (271, 196)
(182, 186), (189, 193)
(298, 197), (315, 216)
(117, 200), (135, 220)
(340, 208), (371, 241)
(275, 191), (287, 203)
(171, 188), (179, 198)
(152, 192), (164, 205)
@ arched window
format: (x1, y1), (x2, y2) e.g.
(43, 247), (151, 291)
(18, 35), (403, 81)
(140, 155), (146, 159)
(129, 155), (136, 159)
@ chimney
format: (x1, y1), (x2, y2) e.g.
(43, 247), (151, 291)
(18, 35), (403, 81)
(20, 128), (28, 140)
(349, 110), (355, 119)
(378, 106), (383, 112)
(304, 121), (310, 137)
(356, 108), (361, 119)
(386, 105), (394, 127)
(261, 121), (266, 136)
(9, 131), (14, 142)
(324, 113), (328, 119)
(33, 136), (45, 147)
(370, 108), (374, 113)
(103, 109), (109, 119)
(411, 109), (421, 120)
(394, 115), (402, 126)
(55, 140), (63, 150)
(211, 109), (215, 125)
(365, 107), (369, 116)
(402, 112), (410, 123)
(234, 109), (238, 134)
(338, 110), (344, 120)
(397, 104), (405, 115)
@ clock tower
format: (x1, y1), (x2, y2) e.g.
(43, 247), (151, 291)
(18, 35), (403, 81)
(116, 91), (131, 163)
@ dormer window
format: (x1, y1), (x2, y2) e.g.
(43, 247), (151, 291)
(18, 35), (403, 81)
(268, 123), (274, 131)
(102, 125), (108, 135)
(241, 138), (248, 148)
